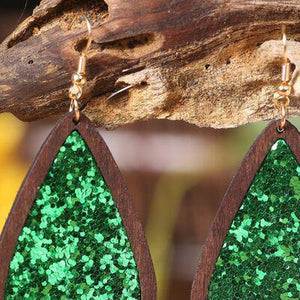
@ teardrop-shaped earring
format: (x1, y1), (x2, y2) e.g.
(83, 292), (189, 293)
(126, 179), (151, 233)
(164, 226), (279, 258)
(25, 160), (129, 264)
(192, 27), (299, 300)
(0, 17), (156, 299)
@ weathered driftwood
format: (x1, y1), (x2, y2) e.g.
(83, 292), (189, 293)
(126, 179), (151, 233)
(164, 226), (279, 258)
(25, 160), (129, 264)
(0, 0), (300, 129)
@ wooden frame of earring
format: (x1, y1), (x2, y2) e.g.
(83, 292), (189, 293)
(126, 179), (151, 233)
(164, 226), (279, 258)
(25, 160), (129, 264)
(0, 112), (157, 300)
(191, 120), (299, 300)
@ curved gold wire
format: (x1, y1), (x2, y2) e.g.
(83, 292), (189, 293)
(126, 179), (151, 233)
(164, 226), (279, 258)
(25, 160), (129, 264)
(68, 15), (92, 55)
(280, 25), (290, 83)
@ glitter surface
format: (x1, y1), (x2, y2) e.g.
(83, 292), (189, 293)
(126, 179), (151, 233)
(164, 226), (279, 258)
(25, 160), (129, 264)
(207, 139), (300, 299)
(5, 131), (141, 299)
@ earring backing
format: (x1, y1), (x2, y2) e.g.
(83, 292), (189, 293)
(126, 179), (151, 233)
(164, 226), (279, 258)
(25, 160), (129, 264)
(273, 25), (292, 132)
(68, 15), (92, 121)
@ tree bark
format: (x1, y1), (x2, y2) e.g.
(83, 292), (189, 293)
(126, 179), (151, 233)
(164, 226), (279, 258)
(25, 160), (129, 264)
(0, 0), (300, 129)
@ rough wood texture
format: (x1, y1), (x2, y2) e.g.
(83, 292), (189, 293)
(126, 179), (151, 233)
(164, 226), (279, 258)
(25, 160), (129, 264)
(0, 112), (157, 299)
(191, 120), (300, 299)
(0, 0), (300, 129)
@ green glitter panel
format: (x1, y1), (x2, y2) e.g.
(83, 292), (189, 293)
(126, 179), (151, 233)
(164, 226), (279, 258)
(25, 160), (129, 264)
(5, 131), (141, 299)
(208, 139), (300, 300)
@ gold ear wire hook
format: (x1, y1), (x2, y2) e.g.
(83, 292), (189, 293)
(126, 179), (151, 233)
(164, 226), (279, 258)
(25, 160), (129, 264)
(274, 25), (292, 132)
(68, 15), (92, 55)
(68, 15), (92, 122)
(281, 25), (291, 83)
(81, 16), (92, 55)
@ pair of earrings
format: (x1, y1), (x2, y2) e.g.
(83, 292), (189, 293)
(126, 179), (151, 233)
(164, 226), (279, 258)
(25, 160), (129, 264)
(0, 18), (299, 300)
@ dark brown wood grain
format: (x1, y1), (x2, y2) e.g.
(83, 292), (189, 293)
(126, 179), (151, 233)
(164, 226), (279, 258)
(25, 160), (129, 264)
(0, 112), (157, 300)
(1, 0), (300, 129)
(191, 120), (300, 300)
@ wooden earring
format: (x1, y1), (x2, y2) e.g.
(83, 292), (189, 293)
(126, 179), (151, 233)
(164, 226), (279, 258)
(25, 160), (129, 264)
(191, 27), (299, 299)
(0, 17), (156, 300)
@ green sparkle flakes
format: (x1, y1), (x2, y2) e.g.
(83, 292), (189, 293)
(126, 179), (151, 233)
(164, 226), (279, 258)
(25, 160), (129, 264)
(208, 139), (300, 299)
(5, 131), (141, 299)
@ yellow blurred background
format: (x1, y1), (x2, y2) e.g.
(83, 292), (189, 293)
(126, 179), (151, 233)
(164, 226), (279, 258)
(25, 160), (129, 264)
(0, 113), (27, 230)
